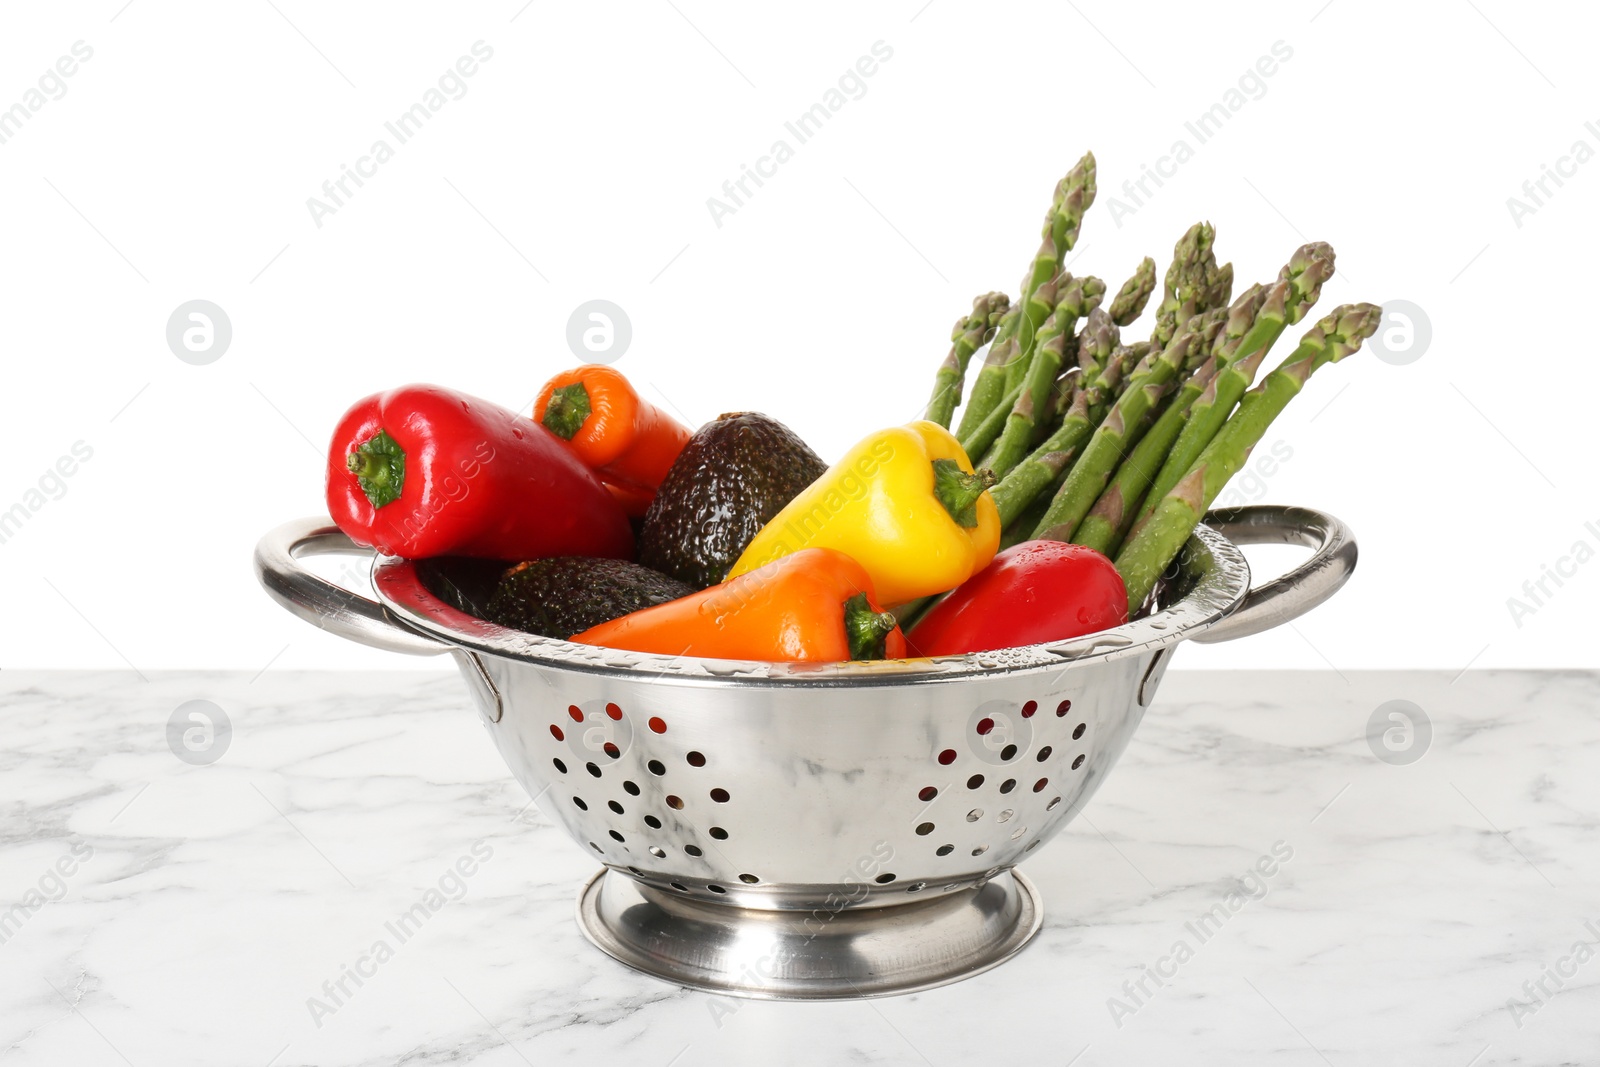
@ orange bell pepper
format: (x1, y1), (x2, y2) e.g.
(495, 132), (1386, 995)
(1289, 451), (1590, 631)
(533, 365), (691, 500)
(569, 548), (907, 663)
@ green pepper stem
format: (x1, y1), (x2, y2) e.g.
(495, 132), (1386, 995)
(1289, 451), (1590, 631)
(347, 429), (405, 509)
(541, 383), (592, 440)
(844, 593), (900, 661)
(931, 458), (997, 528)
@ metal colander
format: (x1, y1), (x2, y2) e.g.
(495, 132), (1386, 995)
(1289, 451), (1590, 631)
(255, 504), (1354, 999)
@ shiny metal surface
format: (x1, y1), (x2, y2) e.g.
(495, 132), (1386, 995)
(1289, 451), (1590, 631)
(254, 504), (1355, 998)
(577, 867), (1042, 999)
(1191, 505), (1358, 644)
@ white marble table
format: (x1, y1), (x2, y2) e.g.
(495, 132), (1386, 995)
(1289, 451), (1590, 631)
(3, 669), (1595, 1065)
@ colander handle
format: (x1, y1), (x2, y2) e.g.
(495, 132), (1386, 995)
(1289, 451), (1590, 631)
(1189, 504), (1356, 644)
(253, 517), (448, 656)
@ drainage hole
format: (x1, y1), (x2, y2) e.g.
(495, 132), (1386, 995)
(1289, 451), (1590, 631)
(1073, 722), (1086, 739)
(1036, 745), (1052, 762)
(707, 883), (726, 894)
(916, 822), (935, 836)
(685, 844), (703, 857)
(572, 797), (588, 810)
(623, 780), (640, 796)
(936, 844), (954, 856)
(739, 874), (759, 884)
(607, 800), (624, 815)
(644, 815), (662, 829)
(647, 759), (666, 776)
(708, 826), (729, 840)
(710, 787), (730, 803)
(1072, 754), (1086, 770)
(966, 773), (984, 789)
(552, 757), (567, 774)
(666, 795), (683, 809)
(585, 762), (601, 778)
(669, 882), (688, 892)
(608, 830), (625, 842)
(649, 846), (665, 858)
(999, 779), (1016, 794)
(687, 750), (706, 767)
(966, 808), (983, 822)
(875, 873), (896, 884)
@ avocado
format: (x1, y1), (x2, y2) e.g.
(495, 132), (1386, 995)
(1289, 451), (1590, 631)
(483, 557), (693, 638)
(638, 411), (829, 589)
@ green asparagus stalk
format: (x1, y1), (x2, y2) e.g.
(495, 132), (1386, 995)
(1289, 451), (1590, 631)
(1151, 224), (1229, 349)
(1115, 302), (1382, 608)
(959, 157), (1096, 438)
(926, 292), (1010, 428)
(1000, 451), (1075, 548)
(959, 375), (1026, 460)
(954, 307), (1022, 440)
(1029, 317), (1209, 541)
(1006, 153), (1098, 394)
(983, 275), (1106, 476)
(1133, 243), (1335, 529)
(1107, 257), (1158, 327)
(1070, 352), (1224, 555)
(987, 312), (1121, 526)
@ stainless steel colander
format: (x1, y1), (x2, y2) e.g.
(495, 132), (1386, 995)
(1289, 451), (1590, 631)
(254, 504), (1354, 999)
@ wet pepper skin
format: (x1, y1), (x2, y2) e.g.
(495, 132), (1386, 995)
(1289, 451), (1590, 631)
(326, 384), (633, 560)
(571, 548), (906, 663)
(905, 540), (1128, 656)
(727, 421), (1001, 605)
(533, 364), (692, 513)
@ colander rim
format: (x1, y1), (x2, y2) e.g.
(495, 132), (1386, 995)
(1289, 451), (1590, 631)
(370, 523), (1249, 686)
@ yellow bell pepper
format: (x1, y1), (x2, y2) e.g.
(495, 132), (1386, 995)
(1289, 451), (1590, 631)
(726, 421), (1000, 604)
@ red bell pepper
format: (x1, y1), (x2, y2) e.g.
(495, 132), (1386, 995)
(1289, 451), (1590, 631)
(905, 540), (1127, 656)
(326, 384), (633, 560)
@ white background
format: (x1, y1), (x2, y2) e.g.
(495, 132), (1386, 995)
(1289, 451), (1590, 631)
(0, 0), (1594, 674)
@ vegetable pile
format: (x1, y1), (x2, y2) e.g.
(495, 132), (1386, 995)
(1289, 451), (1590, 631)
(324, 152), (1381, 665)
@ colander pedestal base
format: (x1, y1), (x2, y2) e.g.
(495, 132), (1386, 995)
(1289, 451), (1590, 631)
(576, 867), (1043, 1000)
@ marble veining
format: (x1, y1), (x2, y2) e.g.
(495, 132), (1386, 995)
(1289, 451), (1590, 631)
(1, 669), (1596, 1065)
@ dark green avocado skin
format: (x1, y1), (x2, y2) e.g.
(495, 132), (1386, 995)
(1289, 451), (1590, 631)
(484, 558), (693, 638)
(638, 412), (829, 590)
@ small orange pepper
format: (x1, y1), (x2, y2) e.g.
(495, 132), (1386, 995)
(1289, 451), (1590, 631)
(569, 548), (906, 663)
(533, 365), (691, 499)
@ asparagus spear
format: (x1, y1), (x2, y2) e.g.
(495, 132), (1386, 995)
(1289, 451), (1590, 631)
(1107, 257), (1158, 328)
(1006, 153), (1098, 394)
(983, 275), (1106, 476)
(1151, 223), (1228, 349)
(926, 292), (1010, 428)
(958, 157), (1096, 438)
(987, 313), (1122, 526)
(959, 375), (1026, 460)
(1134, 243), (1335, 528)
(955, 307), (1023, 440)
(1115, 303), (1382, 608)
(1070, 352), (1224, 555)
(1029, 315), (1210, 541)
